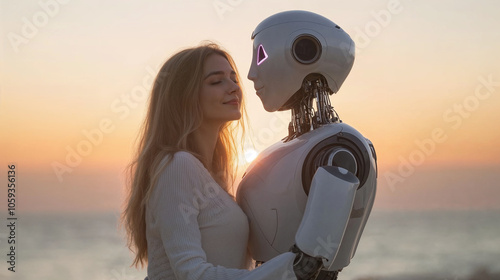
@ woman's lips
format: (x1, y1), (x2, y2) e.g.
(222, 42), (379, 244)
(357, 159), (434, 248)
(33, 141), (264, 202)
(223, 99), (239, 105)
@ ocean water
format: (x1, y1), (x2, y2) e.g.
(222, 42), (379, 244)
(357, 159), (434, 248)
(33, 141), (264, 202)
(340, 210), (500, 280)
(1, 210), (499, 280)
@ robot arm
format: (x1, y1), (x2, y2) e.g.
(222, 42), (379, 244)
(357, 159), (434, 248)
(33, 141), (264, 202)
(295, 166), (359, 271)
(240, 166), (358, 280)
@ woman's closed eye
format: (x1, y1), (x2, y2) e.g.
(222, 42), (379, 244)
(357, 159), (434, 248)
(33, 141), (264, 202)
(210, 78), (239, 85)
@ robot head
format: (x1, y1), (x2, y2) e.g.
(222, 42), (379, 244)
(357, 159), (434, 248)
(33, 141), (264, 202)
(248, 10), (355, 112)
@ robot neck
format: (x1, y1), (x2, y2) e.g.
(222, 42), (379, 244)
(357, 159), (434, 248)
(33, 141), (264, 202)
(283, 76), (341, 142)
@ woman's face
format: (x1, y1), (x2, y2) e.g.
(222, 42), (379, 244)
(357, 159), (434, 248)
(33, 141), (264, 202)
(199, 54), (242, 126)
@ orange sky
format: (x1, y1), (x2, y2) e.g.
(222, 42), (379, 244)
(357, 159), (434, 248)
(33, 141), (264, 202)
(1, 0), (499, 213)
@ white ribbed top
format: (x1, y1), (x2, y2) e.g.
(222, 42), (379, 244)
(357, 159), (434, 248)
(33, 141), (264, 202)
(146, 151), (252, 280)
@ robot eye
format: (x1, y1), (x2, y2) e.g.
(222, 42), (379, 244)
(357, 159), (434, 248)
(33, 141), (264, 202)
(256, 44), (268, 65)
(292, 35), (321, 64)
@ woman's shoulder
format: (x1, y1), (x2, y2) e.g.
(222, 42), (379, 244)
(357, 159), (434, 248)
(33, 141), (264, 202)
(161, 151), (205, 173)
(153, 151), (210, 195)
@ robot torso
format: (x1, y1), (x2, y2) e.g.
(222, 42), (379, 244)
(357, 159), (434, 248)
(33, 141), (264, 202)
(236, 122), (377, 270)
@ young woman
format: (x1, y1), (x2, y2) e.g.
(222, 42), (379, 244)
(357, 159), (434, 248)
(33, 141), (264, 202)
(122, 43), (296, 280)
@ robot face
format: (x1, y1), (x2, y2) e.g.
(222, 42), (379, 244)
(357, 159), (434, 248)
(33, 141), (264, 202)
(248, 11), (356, 112)
(248, 41), (285, 112)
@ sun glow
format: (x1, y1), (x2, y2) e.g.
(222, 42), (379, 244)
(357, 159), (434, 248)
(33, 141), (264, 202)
(243, 148), (259, 164)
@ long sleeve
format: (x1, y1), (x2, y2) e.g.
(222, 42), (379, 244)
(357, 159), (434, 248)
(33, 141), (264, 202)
(147, 152), (250, 280)
(146, 151), (297, 280)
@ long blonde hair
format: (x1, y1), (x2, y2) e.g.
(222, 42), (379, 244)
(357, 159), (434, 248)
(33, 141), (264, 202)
(122, 43), (246, 268)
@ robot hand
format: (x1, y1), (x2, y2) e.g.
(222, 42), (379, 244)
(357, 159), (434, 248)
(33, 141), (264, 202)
(237, 245), (323, 280)
(295, 166), (359, 271)
(239, 252), (297, 280)
(290, 244), (323, 280)
(236, 245), (323, 280)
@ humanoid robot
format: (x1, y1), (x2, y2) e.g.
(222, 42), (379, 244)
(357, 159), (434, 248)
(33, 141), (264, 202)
(236, 10), (378, 280)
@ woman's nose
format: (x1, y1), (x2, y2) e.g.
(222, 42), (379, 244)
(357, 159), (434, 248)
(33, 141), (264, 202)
(229, 80), (240, 94)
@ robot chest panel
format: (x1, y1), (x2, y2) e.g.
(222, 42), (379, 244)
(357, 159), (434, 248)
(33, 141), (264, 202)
(237, 125), (346, 259)
(239, 125), (344, 208)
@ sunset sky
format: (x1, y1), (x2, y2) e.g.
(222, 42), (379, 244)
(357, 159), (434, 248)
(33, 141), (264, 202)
(1, 0), (499, 213)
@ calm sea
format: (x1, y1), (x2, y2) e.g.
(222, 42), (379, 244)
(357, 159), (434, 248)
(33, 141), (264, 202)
(1, 210), (499, 280)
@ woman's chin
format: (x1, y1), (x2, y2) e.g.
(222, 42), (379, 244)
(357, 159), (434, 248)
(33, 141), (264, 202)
(228, 112), (242, 121)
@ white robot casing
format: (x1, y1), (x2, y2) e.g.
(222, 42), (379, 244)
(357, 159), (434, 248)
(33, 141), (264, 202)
(238, 10), (378, 275)
(248, 10), (355, 112)
(237, 123), (377, 271)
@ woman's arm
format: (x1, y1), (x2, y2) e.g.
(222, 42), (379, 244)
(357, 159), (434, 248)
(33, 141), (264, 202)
(149, 152), (248, 279)
(149, 152), (297, 280)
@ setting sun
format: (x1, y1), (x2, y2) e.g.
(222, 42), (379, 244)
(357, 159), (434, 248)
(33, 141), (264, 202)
(243, 148), (259, 164)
